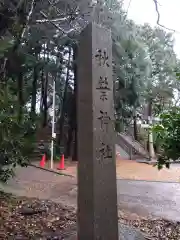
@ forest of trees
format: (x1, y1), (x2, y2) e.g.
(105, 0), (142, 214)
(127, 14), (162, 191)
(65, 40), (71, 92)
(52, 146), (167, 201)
(0, 0), (180, 180)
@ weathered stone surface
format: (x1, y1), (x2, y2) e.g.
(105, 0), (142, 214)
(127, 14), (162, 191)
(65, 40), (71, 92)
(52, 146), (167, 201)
(119, 224), (146, 240)
(64, 224), (146, 240)
(77, 22), (118, 239)
(19, 207), (46, 216)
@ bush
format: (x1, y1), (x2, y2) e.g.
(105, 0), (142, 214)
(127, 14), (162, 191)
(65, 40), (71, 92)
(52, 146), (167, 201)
(153, 107), (180, 169)
(0, 89), (36, 182)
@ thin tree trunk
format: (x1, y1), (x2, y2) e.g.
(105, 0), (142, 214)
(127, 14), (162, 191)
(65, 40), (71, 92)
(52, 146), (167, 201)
(42, 43), (49, 127)
(147, 98), (155, 160)
(65, 92), (76, 158)
(133, 114), (138, 141)
(40, 68), (45, 114)
(147, 99), (152, 152)
(17, 71), (23, 122)
(42, 70), (48, 127)
(65, 116), (74, 158)
(31, 62), (38, 121)
(57, 47), (71, 146)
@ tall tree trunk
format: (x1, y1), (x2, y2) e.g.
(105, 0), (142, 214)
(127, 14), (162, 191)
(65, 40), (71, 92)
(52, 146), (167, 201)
(147, 98), (155, 160)
(72, 44), (78, 161)
(31, 62), (38, 121)
(42, 69), (48, 127)
(40, 68), (45, 114)
(133, 108), (138, 141)
(65, 103), (74, 158)
(65, 129), (73, 158)
(65, 91), (76, 158)
(57, 47), (71, 147)
(133, 115), (138, 141)
(42, 44), (49, 127)
(17, 71), (23, 122)
(147, 98), (152, 152)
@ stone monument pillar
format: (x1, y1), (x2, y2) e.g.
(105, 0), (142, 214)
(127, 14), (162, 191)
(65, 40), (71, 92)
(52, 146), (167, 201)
(77, 22), (119, 240)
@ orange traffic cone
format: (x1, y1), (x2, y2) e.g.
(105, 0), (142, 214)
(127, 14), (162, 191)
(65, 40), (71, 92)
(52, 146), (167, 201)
(40, 154), (46, 167)
(57, 154), (65, 170)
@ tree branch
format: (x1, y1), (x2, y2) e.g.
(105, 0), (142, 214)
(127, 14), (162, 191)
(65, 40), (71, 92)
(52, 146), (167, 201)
(21, 0), (35, 38)
(36, 17), (70, 23)
(39, 11), (77, 43)
(152, 0), (179, 33)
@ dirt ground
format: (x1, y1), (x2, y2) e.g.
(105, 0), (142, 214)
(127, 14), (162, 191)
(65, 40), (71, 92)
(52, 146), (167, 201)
(37, 157), (180, 182)
(116, 159), (180, 182)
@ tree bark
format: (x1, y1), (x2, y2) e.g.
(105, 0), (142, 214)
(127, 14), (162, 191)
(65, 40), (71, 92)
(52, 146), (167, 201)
(31, 62), (38, 121)
(57, 47), (71, 146)
(42, 69), (48, 127)
(65, 118), (74, 158)
(147, 98), (155, 160)
(133, 115), (138, 141)
(147, 98), (152, 152)
(40, 68), (44, 114)
(17, 71), (23, 122)
(42, 43), (49, 127)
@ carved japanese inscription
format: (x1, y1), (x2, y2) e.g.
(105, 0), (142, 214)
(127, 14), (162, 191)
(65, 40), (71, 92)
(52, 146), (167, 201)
(99, 142), (113, 159)
(96, 76), (111, 101)
(95, 47), (112, 163)
(95, 49), (110, 67)
(97, 110), (111, 132)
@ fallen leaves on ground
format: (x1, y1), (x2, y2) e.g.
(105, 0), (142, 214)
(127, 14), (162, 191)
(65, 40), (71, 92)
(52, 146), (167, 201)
(0, 191), (180, 239)
(0, 191), (75, 239)
(119, 211), (180, 240)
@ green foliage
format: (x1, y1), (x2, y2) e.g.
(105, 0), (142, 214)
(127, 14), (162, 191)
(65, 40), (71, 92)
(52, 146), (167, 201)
(153, 107), (180, 169)
(138, 24), (178, 115)
(108, 2), (179, 128)
(0, 38), (15, 58)
(0, 89), (36, 182)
